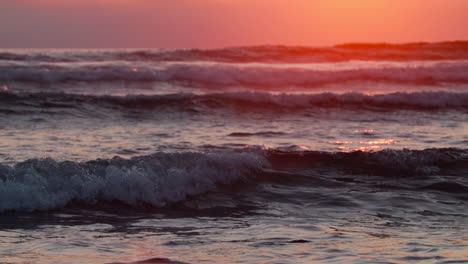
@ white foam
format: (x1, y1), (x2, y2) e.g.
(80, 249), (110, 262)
(1, 60), (468, 87)
(0, 150), (269, 212)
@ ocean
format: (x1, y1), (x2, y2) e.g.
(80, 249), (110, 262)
(0, 42), (467, 264)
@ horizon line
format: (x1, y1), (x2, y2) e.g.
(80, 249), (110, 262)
(1, 40), (467, 50)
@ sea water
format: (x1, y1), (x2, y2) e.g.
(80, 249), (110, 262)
(0, 42), (467, 263)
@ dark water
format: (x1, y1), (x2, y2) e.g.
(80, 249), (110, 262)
(0, 42), (467, 263)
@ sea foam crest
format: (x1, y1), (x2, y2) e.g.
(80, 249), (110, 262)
(0, 150), (268, 212)
(2, 91), (467, 113)
(1, 62), (468, 87)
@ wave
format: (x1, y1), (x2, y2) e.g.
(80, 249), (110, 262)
(1, 41), (468, 63)
(109, 257), (189, 264)
(0, 147), (466, 212)
(1, 61), (468, 87)
(228, 131), (288, 137)
(1, 91), (467, 114)
(267, 148), (468, 177)
(0, 150), (268, 212)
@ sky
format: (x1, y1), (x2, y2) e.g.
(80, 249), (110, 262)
(0, 0), (467, 49)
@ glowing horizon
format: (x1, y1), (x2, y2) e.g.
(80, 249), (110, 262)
(1, 0), (467, 48)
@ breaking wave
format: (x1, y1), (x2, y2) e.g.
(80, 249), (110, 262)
(1, 61), (468, 87)
(0, 150), (268, 212)
(1, 91), (467, 113)
(0, 148), (466, 212)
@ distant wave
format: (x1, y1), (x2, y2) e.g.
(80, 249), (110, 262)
(0, 147), (466, 212)
(1, 60), (468, 87)
(1, 41), (468, 63)
(1, 91), (467, 114)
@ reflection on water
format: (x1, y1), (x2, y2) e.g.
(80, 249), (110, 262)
(0, 108), (466, 164)
(1, 211), (466, 264)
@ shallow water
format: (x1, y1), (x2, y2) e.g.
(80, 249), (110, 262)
(1, 165), (467, 263)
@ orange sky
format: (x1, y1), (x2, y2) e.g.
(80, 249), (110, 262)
(1, 0), (467, 48)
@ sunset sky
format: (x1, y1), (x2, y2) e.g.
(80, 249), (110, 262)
(1, 0), (467, 48)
